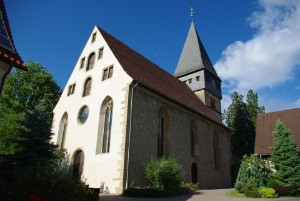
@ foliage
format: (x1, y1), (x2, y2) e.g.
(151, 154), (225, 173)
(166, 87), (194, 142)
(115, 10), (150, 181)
(235, 154), (271, 192)
(145, 157), (183, 190)
(244, 190), (261, 198)
(267, 179), (280, 188)
(0, 61), (61, 155)
(0, 154), (94, 201)
(0, 106), (57, 178)
(246, 90), (265, 126)
(240, 179), (258, 192)
(224, 92), (254, 157)
(269, 120), (300, 187)
(258, 187), (278, 198)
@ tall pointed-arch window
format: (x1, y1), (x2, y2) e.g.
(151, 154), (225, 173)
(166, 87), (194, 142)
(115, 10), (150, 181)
(82, 77), (92, 97)
(158, 112), (165, 158)
(58, 113), (68, 149)
(86, 53), (95, 71)
(101, 98), (113, 153)
(213, 131), (220, 170)
(157, 107), (169, 158)
(191, 121), (199, 156)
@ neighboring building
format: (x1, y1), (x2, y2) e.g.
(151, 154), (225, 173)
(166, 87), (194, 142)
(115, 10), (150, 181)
(255, 108), (300, 157)
(52, 20), (231, 194)
(0, 0), (27, 95)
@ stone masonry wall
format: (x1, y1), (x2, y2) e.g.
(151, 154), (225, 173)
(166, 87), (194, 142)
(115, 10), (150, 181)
(126, 86), (231, 188)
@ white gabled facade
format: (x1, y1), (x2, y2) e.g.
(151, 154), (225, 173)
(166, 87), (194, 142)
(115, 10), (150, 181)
(52, 26), (133, 193)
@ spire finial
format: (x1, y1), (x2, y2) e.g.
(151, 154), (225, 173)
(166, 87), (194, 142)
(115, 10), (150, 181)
(190, 7), (195, 21)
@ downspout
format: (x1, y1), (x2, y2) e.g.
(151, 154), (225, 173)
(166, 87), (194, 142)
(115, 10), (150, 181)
(125, 81), (138, 189)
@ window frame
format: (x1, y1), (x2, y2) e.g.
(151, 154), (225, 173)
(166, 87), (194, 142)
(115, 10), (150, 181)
(91, 32), (97, 43)
(98, 47), (104, 60)
(82, 77), (92, 97)
(86, 53), (95, 71)
(102, 65), (114, 81)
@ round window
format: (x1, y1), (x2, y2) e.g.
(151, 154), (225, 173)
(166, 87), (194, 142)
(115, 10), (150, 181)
(78, 105), (89, 124)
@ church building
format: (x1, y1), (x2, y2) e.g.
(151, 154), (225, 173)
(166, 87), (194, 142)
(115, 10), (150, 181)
(52, 19), (231, 194)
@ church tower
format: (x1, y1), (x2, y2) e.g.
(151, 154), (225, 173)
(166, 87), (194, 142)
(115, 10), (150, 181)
(174, 17), (222, 118)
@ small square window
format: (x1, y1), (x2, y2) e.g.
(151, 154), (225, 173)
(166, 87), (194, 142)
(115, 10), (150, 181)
(92, 33), (97, 43)
(196, 76), (200, 81)
(188, 78), (192, 84)
(98, 47), (104, 59)
(80, 57), (85, 69)
(102, 66), (114, 81)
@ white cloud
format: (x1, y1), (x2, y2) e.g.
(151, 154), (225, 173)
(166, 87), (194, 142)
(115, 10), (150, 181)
(215, 0), (300, 94)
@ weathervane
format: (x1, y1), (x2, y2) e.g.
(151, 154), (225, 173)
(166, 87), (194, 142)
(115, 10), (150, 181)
(190, 7), (195, 21)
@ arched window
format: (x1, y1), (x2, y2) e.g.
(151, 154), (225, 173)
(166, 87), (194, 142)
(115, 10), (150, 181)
(57, 113), (68, 148)
(191, 163), (198, 183)
(157, 106), (169, 158)
(86, 53), (95, 71)
(213, 131), (220, 170)
(191, 121), (199, 156)
(96, 97), (113, 154)
(82, 77), (92, 97)
(158, 112), (165, 158)
(73, 150), (84, 179)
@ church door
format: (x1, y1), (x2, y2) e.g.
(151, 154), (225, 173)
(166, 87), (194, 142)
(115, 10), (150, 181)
(73, 150), (84, 179)
(191, 163), (198, 183)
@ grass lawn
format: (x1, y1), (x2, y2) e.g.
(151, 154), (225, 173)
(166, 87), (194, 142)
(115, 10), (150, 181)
(228, 189), (246, 198)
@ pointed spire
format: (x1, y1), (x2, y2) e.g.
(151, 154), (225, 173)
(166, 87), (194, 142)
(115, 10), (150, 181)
(174, 20), (218, 79)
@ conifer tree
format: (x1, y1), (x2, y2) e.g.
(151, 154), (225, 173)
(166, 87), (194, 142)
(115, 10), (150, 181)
(270, 120), (300, 187)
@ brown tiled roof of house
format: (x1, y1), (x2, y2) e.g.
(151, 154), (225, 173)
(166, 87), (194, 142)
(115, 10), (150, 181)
(97, 26), (228, 129)
(255, 108), (300, 155)
(0, 0), (26, 70)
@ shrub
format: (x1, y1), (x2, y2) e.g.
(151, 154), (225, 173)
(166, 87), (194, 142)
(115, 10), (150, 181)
(145, 157), (183, 190)
(267, 179), (280, 188)
(235, 154), (271, 192)
(244, 190), (261, 198)
(240, 179), (258, 193)
(258, 187), (278, 198)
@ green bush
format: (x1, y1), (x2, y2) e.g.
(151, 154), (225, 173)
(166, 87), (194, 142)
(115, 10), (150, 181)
(244, 190), (261, 198)
(235, 154), (271, 192)
(240, 179), (258, 193)
(267, 179), (280, 188)
(258, 187), (278, 198)
(145, 157), (183, 190)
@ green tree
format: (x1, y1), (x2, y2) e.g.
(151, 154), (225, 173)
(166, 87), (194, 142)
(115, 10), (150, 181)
(224, 92), (255, 157)
(0, 62), (61, 154)
(246, 90), (265, 126)
(269, 121), (300, 187)
(224, 90), (264, 158)
(235, 154), (271, 192)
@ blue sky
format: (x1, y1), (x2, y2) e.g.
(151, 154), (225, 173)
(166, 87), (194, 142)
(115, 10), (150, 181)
(6, 0), (300, 113)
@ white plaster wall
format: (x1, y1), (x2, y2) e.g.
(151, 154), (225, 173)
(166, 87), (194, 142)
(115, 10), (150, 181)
(52, 26), (133, 193)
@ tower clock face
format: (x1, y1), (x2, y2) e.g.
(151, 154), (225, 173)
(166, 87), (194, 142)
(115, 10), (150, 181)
(78, 105), (89, 124)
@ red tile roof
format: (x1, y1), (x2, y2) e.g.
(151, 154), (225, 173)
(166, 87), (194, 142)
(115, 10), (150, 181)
(97, 26), (228, 129)
(255, 108), (300, 155)
(0, 0), (26, 70)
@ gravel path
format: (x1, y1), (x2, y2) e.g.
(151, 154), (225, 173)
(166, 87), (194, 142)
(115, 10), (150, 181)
(99, 188), (300, 201)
